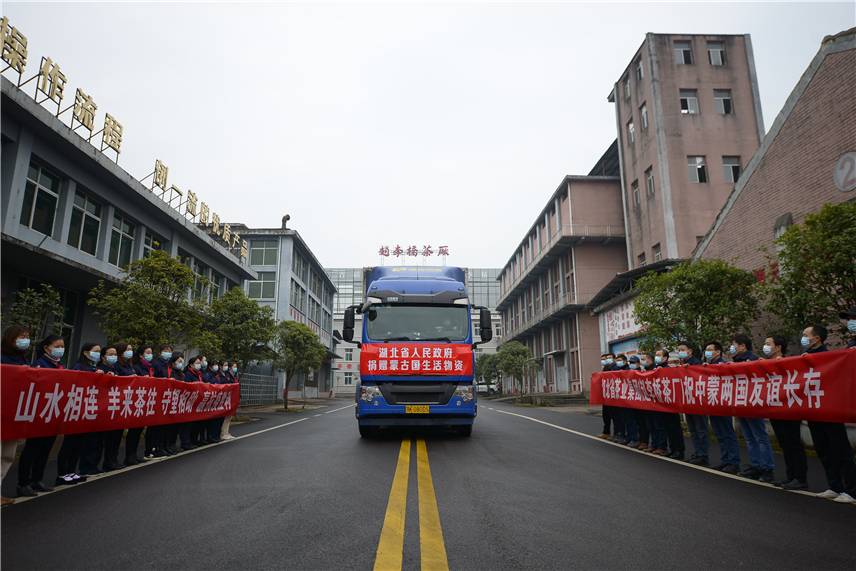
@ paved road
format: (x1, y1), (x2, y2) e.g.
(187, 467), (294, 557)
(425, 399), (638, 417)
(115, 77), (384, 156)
(2, 399), (855, 570)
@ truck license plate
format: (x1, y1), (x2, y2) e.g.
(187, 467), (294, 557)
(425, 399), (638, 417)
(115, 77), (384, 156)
(406, 405), (430, 414)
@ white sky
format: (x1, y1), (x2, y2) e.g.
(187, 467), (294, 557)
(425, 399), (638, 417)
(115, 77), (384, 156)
(3, 2), (854, 269)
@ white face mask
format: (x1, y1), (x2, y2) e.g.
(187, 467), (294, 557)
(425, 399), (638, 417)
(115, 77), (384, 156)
(762, 345), (774, 356)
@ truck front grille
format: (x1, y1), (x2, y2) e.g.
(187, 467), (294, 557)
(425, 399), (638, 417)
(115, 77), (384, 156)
(379, 382), (455, 406)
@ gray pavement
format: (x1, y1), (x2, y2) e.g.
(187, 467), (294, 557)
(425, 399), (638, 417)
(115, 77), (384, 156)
(2, 399), (854, 570)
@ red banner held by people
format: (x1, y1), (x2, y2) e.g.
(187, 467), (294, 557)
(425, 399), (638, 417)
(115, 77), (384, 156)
(590, 349), (856, 423)
(1, 365), (240, 440)
(360, 343), (473, 376)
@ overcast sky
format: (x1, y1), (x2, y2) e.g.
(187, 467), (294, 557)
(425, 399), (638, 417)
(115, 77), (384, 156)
(4, 2), (854, 270)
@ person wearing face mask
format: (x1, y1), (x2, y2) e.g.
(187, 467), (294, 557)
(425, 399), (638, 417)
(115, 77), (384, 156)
(17, 336), (66, 496)
(605, 353), (627, 442)
(162, 352), (186, 455)
(132, 345), (156, 463)
(729, 335), (775, 483)
(677, 341), (709, 466)
(180, 355), (203, 451)
(763, 336), (808, 490)
(802, 324), (856, 504)
(654, 348), (685, 459)
(62, 343), (109, 481)
(220, 360), (238, 440)
(596, 354), (614, 439)
(611, 355), (639, 447)
(201, 358), (223, 444)
(626, 356), (649, 449)
(113, 342), (141, 466)
(842, 306), (856, 348)
(98, 345), (131, 472)
(639, 352), (669, 455)
(147, 344), (176, 458)
(210, 359), (232, 441)
(1, 326), (33, 505)
(704, 341), (741, 474)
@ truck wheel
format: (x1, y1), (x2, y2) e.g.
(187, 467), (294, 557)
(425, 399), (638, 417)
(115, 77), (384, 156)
(359, 425), (376, 438)
(455, 425), (472, 437)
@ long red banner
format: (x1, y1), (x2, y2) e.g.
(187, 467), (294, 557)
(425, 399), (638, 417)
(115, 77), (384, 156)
(590, 349), (856, 423)
(360, 343), (473, 376)
(1, 365), (240, 440)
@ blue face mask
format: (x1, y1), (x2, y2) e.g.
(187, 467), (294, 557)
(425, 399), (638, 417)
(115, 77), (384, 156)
(678, 351), (688, 360)
(144, 353), (154, 362)
(202, 361), (208, 368)
(194, 363), (202, 371)
(105, 355), (118, 365)
(629, 364), (638, 370)
(729, 345), (738, 355)
(88, 351), (101, 362)
(600, 360), (607, 367)
(212, 365), (219, 372)
(654, 356), (662, 364)
(800, 336), (812, 348)
(606, 359), (614, 365)
(175, 362), (184, 370)
(161, 352), (172, 360)
(16, 338), (30, 350)
(849, 320), (856, 333)
(704, 350), (713, 360)
(51, 347), (65, 359)
(123, 350), (134, 360)
(232, 367), (238, 374)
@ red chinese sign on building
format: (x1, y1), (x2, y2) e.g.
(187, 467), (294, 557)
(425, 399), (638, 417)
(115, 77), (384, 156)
(360, 343), (473, 376)
(378, 245), (450, 257)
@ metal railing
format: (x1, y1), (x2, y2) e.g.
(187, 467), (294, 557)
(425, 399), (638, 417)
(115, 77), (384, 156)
(498, 224), (625, 307)
(504, 291), (597, 340)
(238, 373), (279, 406)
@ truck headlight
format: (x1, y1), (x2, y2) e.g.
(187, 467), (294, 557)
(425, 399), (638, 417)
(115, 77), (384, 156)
(453, 385), (474, 403)
(360, 386), (382, 403)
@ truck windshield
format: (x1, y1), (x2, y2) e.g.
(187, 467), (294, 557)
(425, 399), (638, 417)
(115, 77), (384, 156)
(365, 304), (469, 341)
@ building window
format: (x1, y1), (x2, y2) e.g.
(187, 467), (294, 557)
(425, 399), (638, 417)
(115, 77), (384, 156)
(708, 42), (726, 65)
(178, 250), (192, 268)
(248, 272), (276, 299)
(67, 190), (101, 256)
(344, 372), (353, 386)
(723, 157), (741, 183)
(632, 180), (640, 206)
(249, 239), (277, 266)
(210, 272), (223, 301)
(688, 157), (708, 183)
(627, 120), (635, 143)
(345, 348), (353, 362)
(624, 77), (630, 100)
(640, 103), (648, 130)
(636, 58), (644, 81)
(638, 253), (647, 267)
(675, 41), (692, 65)
(21, 161), (61, 236)
(653, 244), (662, 262)
(680, 90), (699, 114)
(108, 214), (135, 268)
(714, 90), (733, 114)
(495, 325), (502, 337)
(192, 261), (208, 300)
(143, 233), (162, 258)
(290, 279), (306, 311)
(646, 168), (655, 196)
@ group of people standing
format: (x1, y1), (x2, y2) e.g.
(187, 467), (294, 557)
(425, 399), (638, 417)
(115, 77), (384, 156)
(598, 307), (856, 506)
(1, 326), (241, 506)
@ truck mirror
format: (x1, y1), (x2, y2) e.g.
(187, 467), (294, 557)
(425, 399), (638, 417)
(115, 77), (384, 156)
(343, 307), (354, 342)
(480, 308), (492, 330)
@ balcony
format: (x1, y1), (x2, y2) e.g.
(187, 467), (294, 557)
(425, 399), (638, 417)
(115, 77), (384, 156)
(496, 224), (625, 309)
(502, 291), (598, 341)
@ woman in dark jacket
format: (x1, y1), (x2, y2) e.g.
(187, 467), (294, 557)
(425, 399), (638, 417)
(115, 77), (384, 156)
(17, 336), (66, 497)
(200, 358), (223, 444)
(129, 345), (154, 464)
(71, 343), (110, 478)
(180, 356), (204, 450)
(99, 345), (129, 472)
(148, 344), (175, 458)
(1, 326), (32, 505)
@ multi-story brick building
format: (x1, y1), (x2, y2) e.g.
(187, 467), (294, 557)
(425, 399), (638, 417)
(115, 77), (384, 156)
(612, 33), (765, 267)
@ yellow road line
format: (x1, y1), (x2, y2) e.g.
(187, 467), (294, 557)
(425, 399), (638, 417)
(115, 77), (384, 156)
(374, 438), (411, 571)
(417, 438), (449, 571)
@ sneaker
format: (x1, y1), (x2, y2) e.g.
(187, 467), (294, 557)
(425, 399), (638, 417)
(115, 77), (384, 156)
(738, 466), (761, 479)
(596, 433), (610, 439)
(625, 441), (639, 447)
(833, 493), (856, 504)
(782, 479), (809, 491)
(688, 457), (709, 466)
(70, 473), (87, 482)
(758, 470), (775, 483)
(815, 489), (840, 499)
(722, 465), (740, 474)
(709, 463), (728, 471)
(152, 449), (168, 458)
(55, 475), (75, 487)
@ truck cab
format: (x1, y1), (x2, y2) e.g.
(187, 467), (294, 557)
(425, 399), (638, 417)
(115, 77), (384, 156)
(342, 266), (492, 437)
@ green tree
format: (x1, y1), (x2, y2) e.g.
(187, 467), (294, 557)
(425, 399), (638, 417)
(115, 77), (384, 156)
(2, 285), (64, 360)
(496, 341), (536, 402)
(271, 320), (327, 410)
(88, 249), (211, 349)
(208, 288), (276, 372)
(633, 258), (762, 354)
(761, 200), (856, 344)
(474, 352), (491, 382)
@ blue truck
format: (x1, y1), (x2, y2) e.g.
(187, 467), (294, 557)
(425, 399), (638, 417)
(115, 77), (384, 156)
(342, 266), (493, 437)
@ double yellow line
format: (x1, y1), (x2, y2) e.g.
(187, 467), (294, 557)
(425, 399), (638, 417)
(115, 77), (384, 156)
(374, 437), (449, 571)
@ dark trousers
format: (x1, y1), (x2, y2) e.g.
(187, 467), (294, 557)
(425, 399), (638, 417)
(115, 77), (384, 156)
(210, 417), (224, 440)
(165, 424), (180, 449)
(78, 431), (106, 474)
(634, 409), (649, 445)
(601, 406), (612, 435)
(179, 423), (192, 445)
(611, 406), (626, 435)
(17, 436), (57, 486)
(621, 408), (638, 441)
(191, 420), (206, 444)
(664, 412), (685, 453)
(104, 429), (123, 464)
(125, 427), (144, 461)
(646, 411), (668, 450)
(808, 421), (856, 495)
(56, 433), (86, 476)
(145, 425), (161, 455)
(770, 418), (807, 482)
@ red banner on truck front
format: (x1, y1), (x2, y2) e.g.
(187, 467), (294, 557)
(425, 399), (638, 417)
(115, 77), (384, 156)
(590, 349), (856, 423)
(1, 365), (240, 440)
(360, 343), (473, 376)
